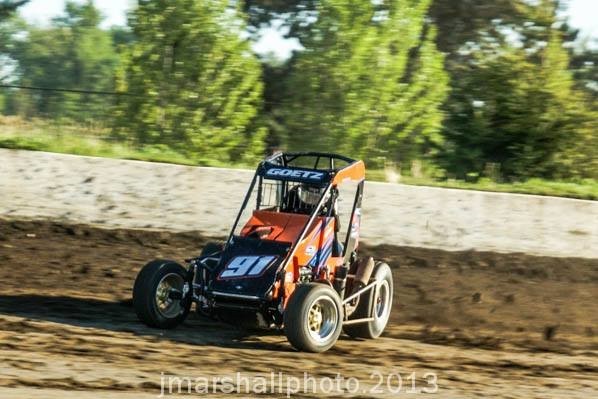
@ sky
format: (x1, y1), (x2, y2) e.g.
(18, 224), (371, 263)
(18, 0), (597, 58)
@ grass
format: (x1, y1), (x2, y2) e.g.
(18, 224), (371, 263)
(0, 133), (198, 166)
(1, 116), (596, 200)
(367, 169), (598, 200)
(0, 116), (251, 168)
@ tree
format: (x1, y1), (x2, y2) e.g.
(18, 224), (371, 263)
(570, 46), (598, 102)
(438, 0), (597, 180)
(242, 0), (321, 44)
(115, 0), (265, 164)
(0, 0), (28, 20)
(6, 1), (118, 120)
(0, 0), (27, 82)
(442, 27), (595, 179)
(428, 0), (522, 56)
(282, 0), (448, 165)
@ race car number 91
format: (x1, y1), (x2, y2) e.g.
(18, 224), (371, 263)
(219, 255), (277, 279)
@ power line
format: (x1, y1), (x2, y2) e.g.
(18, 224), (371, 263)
(0, 83), (346, 109)
(0, 83), (298, 106)
(0, 84), (134, 96)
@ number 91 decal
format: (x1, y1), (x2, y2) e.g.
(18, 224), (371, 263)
(218, 255), (277, 279)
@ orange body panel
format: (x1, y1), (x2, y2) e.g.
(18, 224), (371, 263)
(240, 210), (343, 303)
(331, 160), (365, 185)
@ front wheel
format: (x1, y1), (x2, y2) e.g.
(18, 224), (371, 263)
(284, 283), (343, 352)
(133, 260), (191, 329)
(344, 262), (393, 339)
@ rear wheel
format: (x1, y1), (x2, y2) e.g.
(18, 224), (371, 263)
(200, 242), (224, 257)
(133, 260), (191, 329)
(284, 283), (343, 352)
(344, 262), (393, 339)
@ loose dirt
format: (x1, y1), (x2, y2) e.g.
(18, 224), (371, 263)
(0, 219), (596, 398)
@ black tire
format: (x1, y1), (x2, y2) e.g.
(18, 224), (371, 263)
(200, 242), (224, 257)
(284, 283), (343, 352)
(133, 260), (191, 329)
(344, 262), (393, 339)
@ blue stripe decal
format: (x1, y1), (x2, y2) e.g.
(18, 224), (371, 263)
(307, 236), (334, 268)
(307, 218), (333, 247)
(318, 245), (334, 266)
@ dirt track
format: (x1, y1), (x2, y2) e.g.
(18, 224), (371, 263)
(0, 219), (597, 398)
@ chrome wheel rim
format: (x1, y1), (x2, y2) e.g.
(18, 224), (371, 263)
(155, 273), (184, 318)
(374, 280), (391, 327)
(307, 296), (338, 344)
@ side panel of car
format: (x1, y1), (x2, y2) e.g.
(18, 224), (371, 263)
(280, 216), (345, 304)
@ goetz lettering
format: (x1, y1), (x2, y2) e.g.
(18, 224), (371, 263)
(266, 168), (324, 180)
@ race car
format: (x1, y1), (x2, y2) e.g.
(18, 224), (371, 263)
(132, 152), (393, 352)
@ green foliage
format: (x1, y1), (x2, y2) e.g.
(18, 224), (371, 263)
(0, 9), (25, 81)
(282, 0), (449, 166)
(440, 0), (597, 180)
(0, 0), (595, 186)
(0, 0), (28, 20)
(5, 1), (118, 121)
(442, 30), (593, 179)
(429, 0), (523, 56)
(243, 0), (317, 35)
(570, 47), (598, 101)
(115, 0), (265, 164)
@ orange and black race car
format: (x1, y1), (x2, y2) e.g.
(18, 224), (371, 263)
(132, 152), (393, 352)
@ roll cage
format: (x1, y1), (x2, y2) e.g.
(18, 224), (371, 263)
(226, 152), (365, 265)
